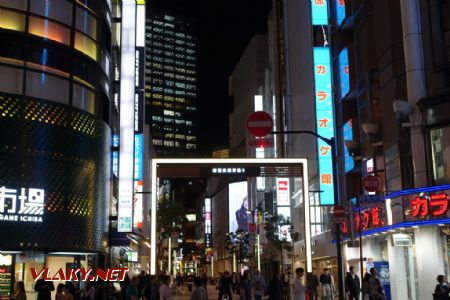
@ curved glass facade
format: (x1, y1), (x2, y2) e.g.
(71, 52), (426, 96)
(0, 0), (111, 121)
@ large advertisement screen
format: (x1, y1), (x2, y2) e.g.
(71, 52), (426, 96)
(228, 181), (248, 233)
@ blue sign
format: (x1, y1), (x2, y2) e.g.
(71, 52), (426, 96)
(311, 0), (329, 25)
(367, 261), (391, 300)
(335, 0), (346, 26)
(343, 119), (354, 173)
(339, 48), (350, 98)
(113, 134), (119, 147)
(112, 151), (119, 177)
(313, 47), (335, 205)
(134, 134), (144, 180)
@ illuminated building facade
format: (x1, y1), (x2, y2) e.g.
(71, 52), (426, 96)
(145, 10), (199, 157)
(0, 0), (113, 297)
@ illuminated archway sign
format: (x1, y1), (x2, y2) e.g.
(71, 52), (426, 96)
(149, 158), (311, 275)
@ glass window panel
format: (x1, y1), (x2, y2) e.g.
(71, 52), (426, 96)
(76, 7), (97, 40)
(25, 71), (69, 104)
(73, 83), (95, 114)
(75, 32), (98, 61)
(0, 65), (23, 94)
(28, 16), (70, 45)
(0, 8), (25, 31)
(0, 0), (27, 10)
(30, 0), (72, 25)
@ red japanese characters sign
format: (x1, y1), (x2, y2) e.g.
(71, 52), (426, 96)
(410, 193), (449, 218)
(341, 206), (384, 235)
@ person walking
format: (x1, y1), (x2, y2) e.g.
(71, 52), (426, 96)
(187, 274), (195, 293)
(35, 277), (55, 300)
(12, 281), (26, 300)
(160, 275), (172, 300)
(345, 266), (361, 300)
(361, 273), (371, 300)
(239, 271), (251, 300)
(218, 271), (233, 300)
(143, 275), (159, 300)
(267, 273), (284, 300)
(55, 284), (65, 300)
(291, 268), (307, 300)
(251, 270), (266, 300)
(126, 277), (139, 300)
(369, 268), (385, 300)
(434, 275), (450, 300)
(319, 268), (333, 300)
(83, 282), (95, 300)
(191, 277), (208, 300)
(307, 269), (319, 300)
(138, 271), (146, 300)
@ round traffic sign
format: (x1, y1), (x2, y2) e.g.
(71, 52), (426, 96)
(333, 205), (346, 218)
(362, 174), (383, 193)
(247, 111), (273, 137)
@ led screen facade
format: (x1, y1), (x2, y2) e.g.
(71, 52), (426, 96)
(0, 94), (110, 252)
(228, 181), (248, 233)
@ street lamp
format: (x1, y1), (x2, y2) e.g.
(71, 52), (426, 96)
(270, 130), (345, 300)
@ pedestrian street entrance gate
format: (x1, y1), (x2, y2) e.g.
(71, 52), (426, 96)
(149, 158), (311, 275)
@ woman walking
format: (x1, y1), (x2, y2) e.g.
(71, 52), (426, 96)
(361, 273), (371, 300)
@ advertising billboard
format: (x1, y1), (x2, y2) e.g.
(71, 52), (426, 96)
(228, 181), (248, 233)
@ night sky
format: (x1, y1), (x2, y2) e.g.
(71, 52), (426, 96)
(148, 0), (272, 154)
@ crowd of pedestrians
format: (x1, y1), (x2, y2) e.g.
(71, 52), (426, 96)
(4, 266), (444, 300)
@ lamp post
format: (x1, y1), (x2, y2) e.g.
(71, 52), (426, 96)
(270, 130), (345, 300)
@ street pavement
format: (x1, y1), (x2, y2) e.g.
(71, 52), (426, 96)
(172, 284), (220, 300)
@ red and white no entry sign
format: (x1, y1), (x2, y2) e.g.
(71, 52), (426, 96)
(362, 174), (383, 193)
(247, 111), (273, 137)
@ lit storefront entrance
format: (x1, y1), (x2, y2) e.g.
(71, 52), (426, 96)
(342, 184), (450, 300)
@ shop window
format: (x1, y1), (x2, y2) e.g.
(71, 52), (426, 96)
(25, 70), (69, 104)
(0, 253), (13, 299)
(76, 7), (97, 40)
(14, 252), (45, 299)
(0, 8), (25, 32)
(73, 83), (95, 114)
(74, 32), (98, 61)
(431, 127), (450, 184)
(29, 16), (71, 46)
(0, 65), (23, 95)
(30, 0), (72, 25)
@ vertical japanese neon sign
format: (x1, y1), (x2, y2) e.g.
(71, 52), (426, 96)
(311, 0), (336, 205)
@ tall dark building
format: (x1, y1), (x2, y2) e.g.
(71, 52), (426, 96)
(145, 9), (199, 157)
(0, 0), (112, 296)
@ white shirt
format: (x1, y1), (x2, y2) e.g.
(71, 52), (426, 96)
(292, 277), (307, 300)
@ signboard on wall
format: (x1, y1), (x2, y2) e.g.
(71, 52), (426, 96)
(276, 178), (290, 206)
(229, 181), (248, 233)
(0, 186), (45, 223)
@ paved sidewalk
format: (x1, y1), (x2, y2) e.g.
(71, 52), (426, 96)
(172, 284), (221, 300)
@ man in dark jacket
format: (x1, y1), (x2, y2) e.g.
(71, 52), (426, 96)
(34, 278), (55, 300)
(345, 266), (361, 300)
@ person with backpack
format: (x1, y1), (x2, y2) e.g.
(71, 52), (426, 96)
(434, 275), (450, 300)
(251, 270), (266, 300)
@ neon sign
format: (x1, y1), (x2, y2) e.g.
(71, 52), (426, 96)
(410, 193), (449, 218)
(0, 186), (45, 223)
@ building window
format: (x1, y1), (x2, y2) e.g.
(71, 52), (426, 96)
(430, 127), (450, 184)
(73, 83), (95, 114)
(25, 70), (69, 104)
(30, 0), (73, 25)
(74, 32), (98, 61)
(0, 8), (25, 32)
(0, 65), (23, 95)
(29, 16), (71, 46)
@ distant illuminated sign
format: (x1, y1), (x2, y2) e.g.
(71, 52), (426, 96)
(339, 47), (349, 98)
(276, 178), (290, 206)
(313, 47), (335, 205)
(134, 134), (144, 181)
(186, 214), (196, 222)
(0, 186), (45, 223)
(410, 193), (449, 218)
(343, 119), (354, 173)
(277, 206), (292, 241)
(133, 181), (143, 229)
(335, 0), (346, 26)
(311, 0), (329, 25)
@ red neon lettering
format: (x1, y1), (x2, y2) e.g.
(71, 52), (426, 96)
(371, 207), (381, 226)
(362, 211), (370, 230)
(410, 196), (429, 217)
(430, 193), (449, 216)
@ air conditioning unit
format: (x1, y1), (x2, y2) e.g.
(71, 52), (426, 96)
(392, 233), (412, 247)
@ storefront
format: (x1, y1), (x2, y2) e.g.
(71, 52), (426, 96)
(342, 184), (450, 300)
